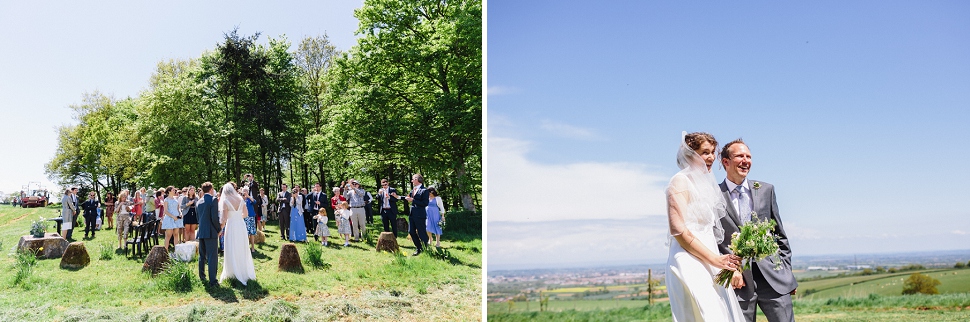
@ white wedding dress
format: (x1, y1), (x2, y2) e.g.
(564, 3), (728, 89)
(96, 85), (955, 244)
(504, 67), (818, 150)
(220, 196), (257, 285)
(665, 132), (744, 321)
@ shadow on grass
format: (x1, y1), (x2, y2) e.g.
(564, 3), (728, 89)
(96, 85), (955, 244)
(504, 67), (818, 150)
(426, 247), (481, 269)
(230, 279), (269, 301)
(206, 283), (239, 303)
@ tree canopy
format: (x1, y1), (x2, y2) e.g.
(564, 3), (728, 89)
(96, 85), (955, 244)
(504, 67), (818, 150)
(45, 0), (482, 211)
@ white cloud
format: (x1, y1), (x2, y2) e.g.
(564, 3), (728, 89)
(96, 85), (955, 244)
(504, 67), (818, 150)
(539, 119), (603, 141)
(953, 230), (968, 235)
(487, 136), (669, 222)
(487, 85), (518, 96)
(488, 219), (670, 270)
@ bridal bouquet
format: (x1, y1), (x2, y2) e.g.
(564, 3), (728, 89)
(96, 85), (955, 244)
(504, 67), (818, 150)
(714, 215), (782, 288)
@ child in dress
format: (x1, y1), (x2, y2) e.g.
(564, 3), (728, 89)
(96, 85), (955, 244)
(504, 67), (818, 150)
(336, 201), (353, 246)
(314, 203), (331, 246)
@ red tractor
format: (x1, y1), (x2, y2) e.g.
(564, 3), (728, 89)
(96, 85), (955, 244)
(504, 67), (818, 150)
(20, 182), (49, 208)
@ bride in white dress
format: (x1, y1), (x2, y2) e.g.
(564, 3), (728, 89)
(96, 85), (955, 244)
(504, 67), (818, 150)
(219, 183), (257, 285)
(665, 132), (745, 321)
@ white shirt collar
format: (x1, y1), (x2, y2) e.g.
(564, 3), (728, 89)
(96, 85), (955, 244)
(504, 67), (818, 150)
(725, 178), (749, 193)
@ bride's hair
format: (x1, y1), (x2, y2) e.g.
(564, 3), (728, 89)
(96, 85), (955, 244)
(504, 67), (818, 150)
(684, 132), (717, 152)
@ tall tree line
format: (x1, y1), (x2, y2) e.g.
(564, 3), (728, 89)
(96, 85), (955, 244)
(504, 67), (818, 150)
(45, 0), (482, 211)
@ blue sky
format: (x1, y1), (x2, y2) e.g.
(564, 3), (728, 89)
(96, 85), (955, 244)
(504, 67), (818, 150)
(0, 1), (363, 197)
(487, 1), (970, 270)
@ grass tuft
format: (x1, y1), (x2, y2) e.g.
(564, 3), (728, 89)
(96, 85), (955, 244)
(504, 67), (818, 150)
(155, 258), (195, 293)
(98, 243), (114, 261)
(303, 242), (330, 270)
(13, 248), (38, 286)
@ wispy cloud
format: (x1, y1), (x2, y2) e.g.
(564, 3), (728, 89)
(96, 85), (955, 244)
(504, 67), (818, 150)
(487, 85), (518, 96)
(953, 230), (968, 235)
(539, 119), (603, 141)
(488, 136), (668, 222)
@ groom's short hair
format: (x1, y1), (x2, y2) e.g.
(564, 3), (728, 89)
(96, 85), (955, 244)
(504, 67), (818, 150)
(721, 138), (747, 159)
(201, 182), (214, 193)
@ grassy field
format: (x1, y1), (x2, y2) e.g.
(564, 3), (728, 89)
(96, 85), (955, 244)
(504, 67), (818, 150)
(0, 205), (482, 321)
(488, 267), (970, 320)
(797, 268), (970, 300)
(488, 293), (970, 321)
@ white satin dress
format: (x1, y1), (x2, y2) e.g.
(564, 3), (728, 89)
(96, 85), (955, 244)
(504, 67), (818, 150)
(665, 173), (745, 322)
(220, 200), (257, 285)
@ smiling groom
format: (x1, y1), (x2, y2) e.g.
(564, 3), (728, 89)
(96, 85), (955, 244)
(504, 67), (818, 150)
(717, 139), (798, 322)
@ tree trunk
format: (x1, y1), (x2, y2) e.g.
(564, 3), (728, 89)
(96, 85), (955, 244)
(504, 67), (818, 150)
(456, 164), (475, 211)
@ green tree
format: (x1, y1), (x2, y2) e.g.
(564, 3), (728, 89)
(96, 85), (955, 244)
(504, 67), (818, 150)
(902, 272), (941, 295)
(956, 261), (967, 269)
(320, 0), (482, 210)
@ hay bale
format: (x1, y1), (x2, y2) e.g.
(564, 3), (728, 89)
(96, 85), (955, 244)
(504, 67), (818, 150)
(278, 243), (304, 273)
(376, 232), (399, 253)
(142, 245), (169, 276)
(254, 230), (266, 244)
(59, 242), (90, 269)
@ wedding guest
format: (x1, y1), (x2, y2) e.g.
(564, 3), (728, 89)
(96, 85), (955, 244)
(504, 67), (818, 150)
(377, 179), (401, 236)
(154, 189), (165, 234)
(104, 192), (116, 230)
(289, 187), (308, 242)
(115, 190), (132, 249)
(314, 204), (331, 247)
(425, 187), (446, 248)
(162, 186), (183, 250)
(242, 187), (258, 252)
(330, 187), (347, 213)
(276, 184), (292, 241)
(343, 179), (367, 241)
(405, 174), (430, 255)
(181, 186), (200, 241)
(60, 188), (77, 240)
(306, 183), (324, 241)
(301, 187), (313, 236)
(258, 188), (268, 232)
(81, 191), (100, 239)
(244, 173), (261, 223)
(131, 188), (144, 223)
(364, 189), (375, 224)
(71, 187), (80, 227)
(336, 201), (352, 246)
(144, 188), (156, 223)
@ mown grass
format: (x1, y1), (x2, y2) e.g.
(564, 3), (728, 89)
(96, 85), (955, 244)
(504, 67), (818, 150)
(0, 205), (481, 320)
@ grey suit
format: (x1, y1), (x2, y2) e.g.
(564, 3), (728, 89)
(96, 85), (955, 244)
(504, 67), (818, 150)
(60, 194), (76, 238)
(718, 180), (797, 322)
(196, 193), (220, 285)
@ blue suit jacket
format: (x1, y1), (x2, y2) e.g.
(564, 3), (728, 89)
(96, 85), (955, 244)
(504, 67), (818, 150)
(195, 194), (221, 239)
(409, 185), (430, 218)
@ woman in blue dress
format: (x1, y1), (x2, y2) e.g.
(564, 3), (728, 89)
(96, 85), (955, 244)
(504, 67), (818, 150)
(425, 187), (446, 248)
(289, 187), (307, 242)
(242, 187), (258, 252)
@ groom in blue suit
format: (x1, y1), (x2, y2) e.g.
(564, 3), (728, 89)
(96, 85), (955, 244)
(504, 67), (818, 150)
(405, 174), (430, 256)
(196, 182), (220, 287)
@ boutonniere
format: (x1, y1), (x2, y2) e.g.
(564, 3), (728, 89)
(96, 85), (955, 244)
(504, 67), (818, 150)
(752, 182), (761, 190)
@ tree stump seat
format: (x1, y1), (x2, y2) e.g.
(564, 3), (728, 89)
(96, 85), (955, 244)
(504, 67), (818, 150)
(143, 245), (169, 276)
(376, 232), (399, 253)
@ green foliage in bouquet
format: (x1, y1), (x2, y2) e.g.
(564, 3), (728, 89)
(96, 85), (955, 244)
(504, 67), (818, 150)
(714, 216), (781, 287)
(29, 216), (47, 237)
